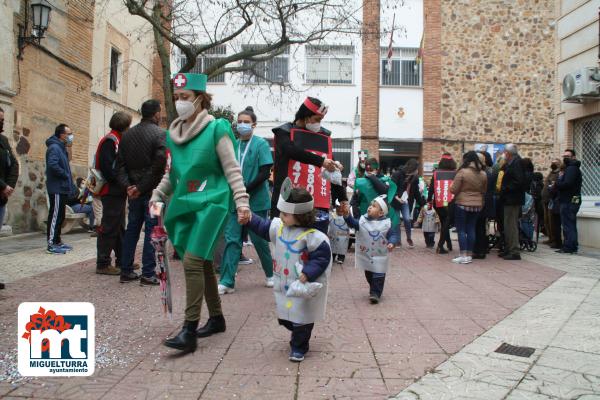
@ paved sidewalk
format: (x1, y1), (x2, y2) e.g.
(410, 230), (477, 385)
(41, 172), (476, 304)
(393, 246), (600, 400)
(0, 233), (566, 399)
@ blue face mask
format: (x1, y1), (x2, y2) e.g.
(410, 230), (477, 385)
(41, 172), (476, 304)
(236, 123), (253, 137)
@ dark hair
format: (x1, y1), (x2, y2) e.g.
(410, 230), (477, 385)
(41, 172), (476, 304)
(141, 99), (161, 119)
(54, 123), (69, 137)
(565, 148), (576, 157)
(192, 91), (213, 111)
(109, 111), (132, 132)
(479, 151), (493, 168)
(460, 151), (484, 171)
(533, 172), (543, 181)
(76, 177), (84, 187)
(403, 158), (419, 175)
(438, 153), (457, 170)
(287, 187), (316, 227)
(238, 106), (257, 123)
(294, 97), (323, 122)
(522, 157), (534, 172)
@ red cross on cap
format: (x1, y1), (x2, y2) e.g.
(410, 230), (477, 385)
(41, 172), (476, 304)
(173, 73), (187, 88)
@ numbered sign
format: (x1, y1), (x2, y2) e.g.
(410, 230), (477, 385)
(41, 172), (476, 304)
(433, 170), (456, 208)
(287, 129), (332, 209)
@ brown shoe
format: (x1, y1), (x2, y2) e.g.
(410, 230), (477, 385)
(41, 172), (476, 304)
(96, 266), (121, 275)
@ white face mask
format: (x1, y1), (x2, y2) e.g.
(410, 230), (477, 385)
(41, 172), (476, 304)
(175, 98), (197, 119)
(305, 122), (320, 132)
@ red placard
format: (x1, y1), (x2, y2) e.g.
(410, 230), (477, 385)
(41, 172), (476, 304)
(433, 170), (456, 208)
(287, 128), (332, 209)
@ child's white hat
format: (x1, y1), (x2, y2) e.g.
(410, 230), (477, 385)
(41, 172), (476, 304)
(373, 195), (389, 216)
(277, 177), (314, 214)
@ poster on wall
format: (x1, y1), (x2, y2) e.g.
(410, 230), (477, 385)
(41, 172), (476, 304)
(474, 143), (505, 163)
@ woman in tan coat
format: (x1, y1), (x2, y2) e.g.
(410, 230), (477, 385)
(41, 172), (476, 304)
(450, 151), (487, 264)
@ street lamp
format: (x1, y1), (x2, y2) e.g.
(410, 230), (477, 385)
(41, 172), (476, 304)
(17, 0), (52, 60)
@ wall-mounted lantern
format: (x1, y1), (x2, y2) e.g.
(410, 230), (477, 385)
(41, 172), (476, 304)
(17, 0), (52, 60)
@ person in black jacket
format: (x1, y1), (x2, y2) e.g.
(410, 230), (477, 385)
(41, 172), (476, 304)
(0, 107), (19, 229)
(555, 149), (583, 254)
(116, 100), (167, 284)
(473, 151), (495, 259)
(427, 153), (457, 254)
(96, 112), (132, 275)
(499, 143), (525, 260)
(271, 97), (347, 233)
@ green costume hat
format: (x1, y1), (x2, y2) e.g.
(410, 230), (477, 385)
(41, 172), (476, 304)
(172, 73), (207, 91)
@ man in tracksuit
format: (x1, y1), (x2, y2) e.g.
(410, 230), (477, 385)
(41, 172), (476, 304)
(45, 124), (75, 254)
(555, 149), (583, 254)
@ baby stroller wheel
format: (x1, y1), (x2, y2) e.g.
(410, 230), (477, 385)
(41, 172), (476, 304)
(520, 242), (527, 251)
(527, 241), (537, 252)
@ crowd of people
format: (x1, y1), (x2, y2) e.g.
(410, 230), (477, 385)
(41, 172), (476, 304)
(0, 72), (585, 363)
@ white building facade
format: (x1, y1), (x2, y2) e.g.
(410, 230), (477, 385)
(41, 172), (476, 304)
(172, 0), (424, 175)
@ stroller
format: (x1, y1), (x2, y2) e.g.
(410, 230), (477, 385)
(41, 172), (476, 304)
(488, 193), (538, 253)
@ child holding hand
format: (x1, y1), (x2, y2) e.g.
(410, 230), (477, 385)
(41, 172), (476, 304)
(343, 195), (399, 304)
(244, 178), (331, 362)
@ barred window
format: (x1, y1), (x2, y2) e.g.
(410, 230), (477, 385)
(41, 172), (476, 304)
(178, 45), (227, 83)
(306, 45), (354, 85)
(242, 45), (289, 84)
(380, 47), (421, 87)
(332, 139), (353, 178)
(573, 115), (600, 197)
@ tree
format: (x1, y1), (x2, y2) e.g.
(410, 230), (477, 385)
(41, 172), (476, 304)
(124, 0), (363, 123)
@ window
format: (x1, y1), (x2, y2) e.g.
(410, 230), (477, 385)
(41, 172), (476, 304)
(380, 47), (421, 87)
(332, 139), (353, 178)
(109, 47), (120, 92)
(242, 45), (289, 84)
(306, 45), (354, 85)
(178, 45), (227, 83)
(573, 116), (600, 197)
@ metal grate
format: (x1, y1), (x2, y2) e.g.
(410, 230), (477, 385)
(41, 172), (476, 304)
(573, 115), (600, 197)
(494, 343), (535, 358)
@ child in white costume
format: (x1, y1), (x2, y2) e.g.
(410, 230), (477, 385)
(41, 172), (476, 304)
(246, 179), (331, 362)
(416, 202), (440, 248)
(344, 195), (399, 304)
(328, 203), (350, 264)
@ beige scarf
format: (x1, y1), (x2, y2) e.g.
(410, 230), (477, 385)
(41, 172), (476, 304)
(169, 109), (215, 145)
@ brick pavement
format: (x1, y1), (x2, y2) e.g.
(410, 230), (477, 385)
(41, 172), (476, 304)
(0, 236), (564, 399)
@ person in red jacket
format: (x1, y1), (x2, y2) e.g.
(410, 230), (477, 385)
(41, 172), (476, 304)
(95, 112), (132, 275)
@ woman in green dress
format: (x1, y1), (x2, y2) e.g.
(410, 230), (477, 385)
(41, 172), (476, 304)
(150, 73), (250, 353)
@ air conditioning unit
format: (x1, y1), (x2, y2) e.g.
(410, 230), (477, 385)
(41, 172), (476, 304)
(562, 67), (600, 103)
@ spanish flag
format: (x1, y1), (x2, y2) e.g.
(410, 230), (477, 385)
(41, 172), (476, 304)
(416, 30), (424, 65)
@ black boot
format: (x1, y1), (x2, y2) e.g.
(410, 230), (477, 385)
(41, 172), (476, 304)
(196, 315), (226, 338)
(164, 320), (198, 353)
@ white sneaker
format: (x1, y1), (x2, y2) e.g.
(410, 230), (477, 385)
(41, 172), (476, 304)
(218, 284), (235, 295)
(239, 256), (254, 265)
(452, 256), (465, 264)
(265, 277), (274, 288)
(464, 256), (473, 263)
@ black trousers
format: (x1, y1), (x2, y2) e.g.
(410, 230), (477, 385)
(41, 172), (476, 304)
(365, 271), (386, 297)
(435, 206), (452, 250)
(278, 319), (314, 354)
(423, 232), (435, 247)
(96, 194), (126, 268)
(473, 215), (488, 255)
(551, 212), (562, 247)
(47, 193), (67, 246)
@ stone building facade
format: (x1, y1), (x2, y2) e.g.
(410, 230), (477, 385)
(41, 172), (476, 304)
(422, 0), (556, 169)
(0, 0), (160, 233)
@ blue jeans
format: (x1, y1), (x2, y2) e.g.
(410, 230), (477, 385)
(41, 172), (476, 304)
(395, 203), (412, 241)
(454, 206), (479, 252)
(560, 202), (580, 252)
(71, 203), (95, 227)
(0, 204), (5, 226)
(121, 195), (157, 277)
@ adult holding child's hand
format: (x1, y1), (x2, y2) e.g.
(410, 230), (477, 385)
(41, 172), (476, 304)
(150, 73), (250, 354)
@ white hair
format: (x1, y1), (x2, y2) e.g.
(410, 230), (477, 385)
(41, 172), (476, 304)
(505, 143), (518, 155)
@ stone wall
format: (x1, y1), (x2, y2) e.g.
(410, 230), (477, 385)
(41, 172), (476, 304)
(423, 0), (556, 171)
